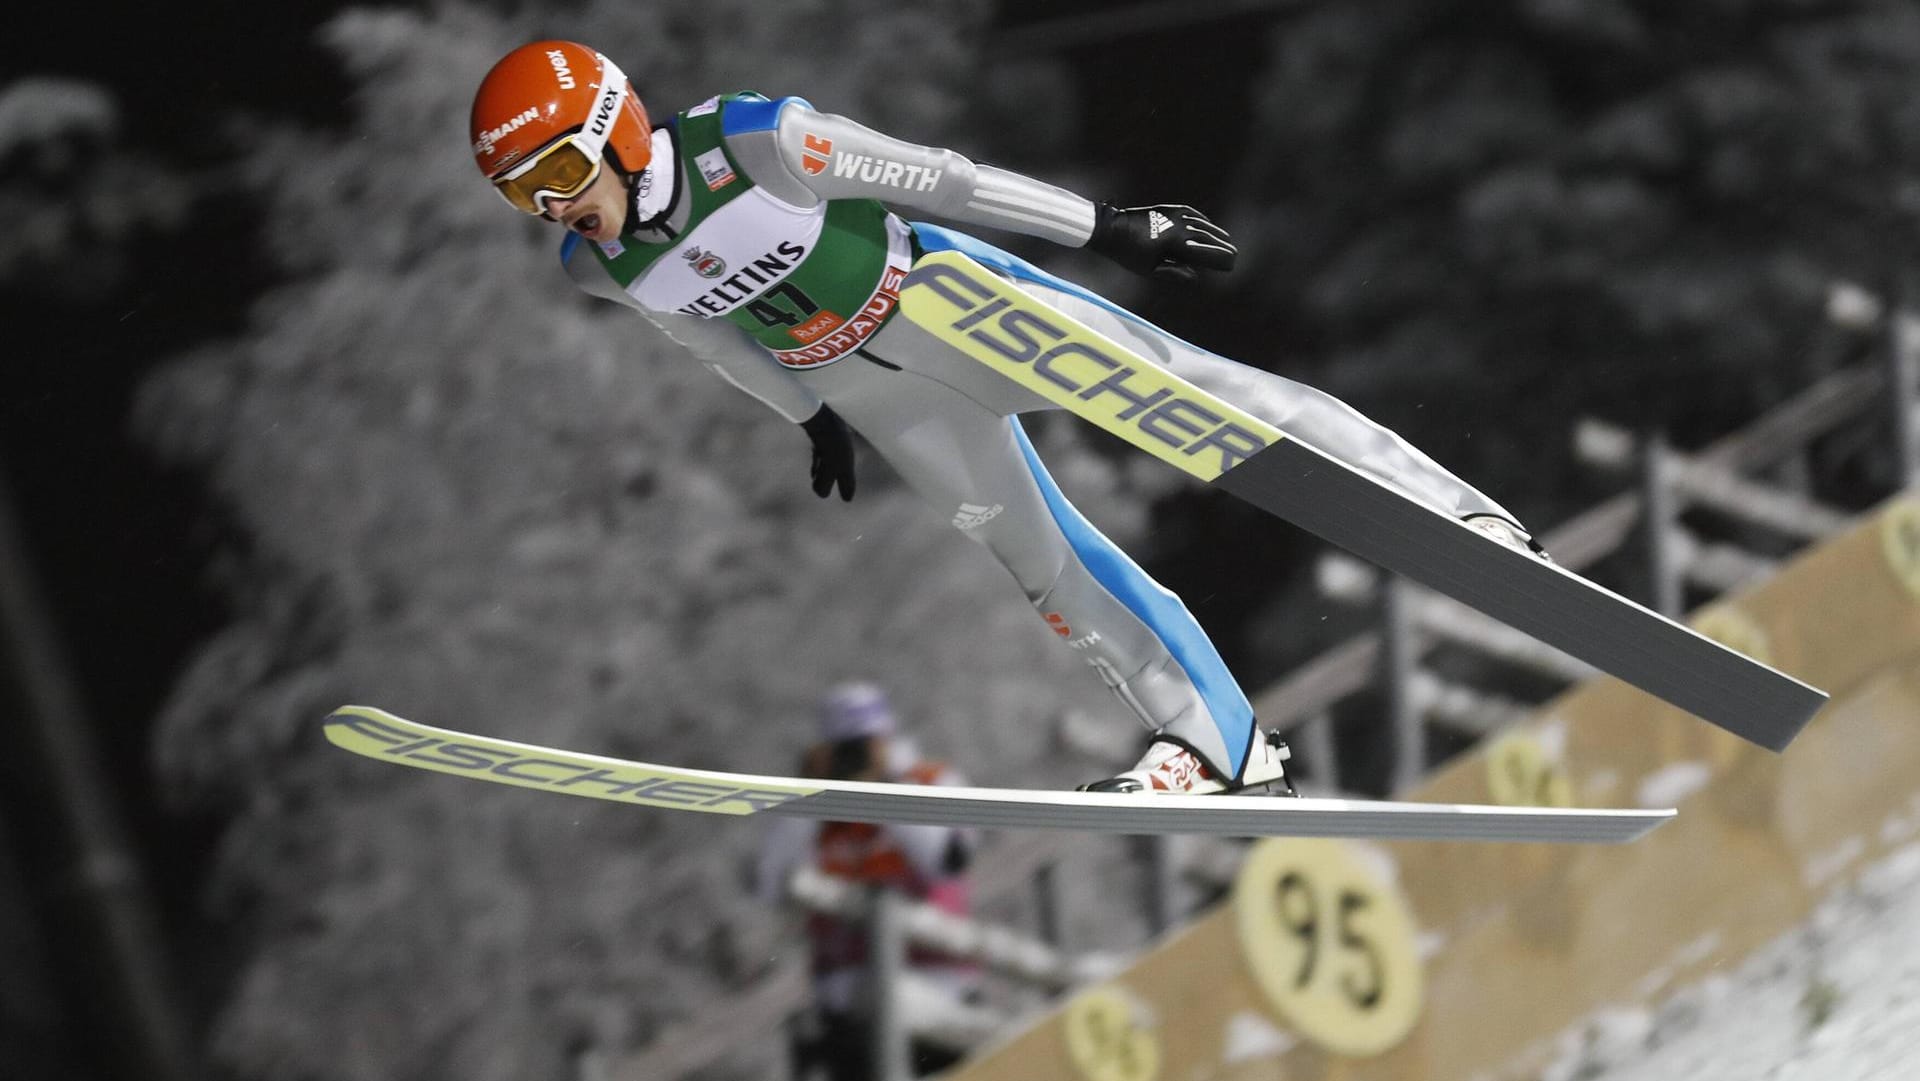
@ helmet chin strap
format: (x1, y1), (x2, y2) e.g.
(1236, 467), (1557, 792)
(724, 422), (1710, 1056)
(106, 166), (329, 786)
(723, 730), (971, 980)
(611, 160), (640, 238)
(622, 127), (681, 240)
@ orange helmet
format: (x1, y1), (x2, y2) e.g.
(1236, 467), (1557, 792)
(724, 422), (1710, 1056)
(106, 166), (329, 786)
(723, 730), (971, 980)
(469, 41), (653, 213)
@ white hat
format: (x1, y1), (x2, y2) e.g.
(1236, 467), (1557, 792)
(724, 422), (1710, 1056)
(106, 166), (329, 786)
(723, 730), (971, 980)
(819, 682), (896, 741)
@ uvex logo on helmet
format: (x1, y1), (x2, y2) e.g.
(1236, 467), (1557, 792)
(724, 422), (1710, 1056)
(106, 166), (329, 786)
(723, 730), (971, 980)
(546, 49), (575, 89)
(589, 86), (618, 138)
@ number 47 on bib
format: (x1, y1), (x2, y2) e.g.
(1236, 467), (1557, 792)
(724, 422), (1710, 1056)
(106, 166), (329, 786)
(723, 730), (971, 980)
(898, 250), (1829, 753)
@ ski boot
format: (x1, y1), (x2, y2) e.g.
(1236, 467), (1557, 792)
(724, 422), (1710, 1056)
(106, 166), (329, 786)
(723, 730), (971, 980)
(1461, 512), (1551, 561)
(1079, 731), (1295, 796)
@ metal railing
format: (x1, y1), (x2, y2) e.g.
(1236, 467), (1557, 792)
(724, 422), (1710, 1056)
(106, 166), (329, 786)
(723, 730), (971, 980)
(596, 279), (1918, 1080)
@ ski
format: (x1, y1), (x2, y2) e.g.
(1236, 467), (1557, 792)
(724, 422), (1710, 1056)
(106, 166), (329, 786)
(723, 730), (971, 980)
(323, 707), (1670, 843)
(898, 251), (1828, 752)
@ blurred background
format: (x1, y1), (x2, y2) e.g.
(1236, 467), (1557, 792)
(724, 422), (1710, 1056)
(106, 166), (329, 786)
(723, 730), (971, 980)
(6, 1), (1920, 1079)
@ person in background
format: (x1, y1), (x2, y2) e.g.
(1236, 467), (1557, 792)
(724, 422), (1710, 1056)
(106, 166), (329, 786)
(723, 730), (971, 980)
(757, 682), (979, 1080)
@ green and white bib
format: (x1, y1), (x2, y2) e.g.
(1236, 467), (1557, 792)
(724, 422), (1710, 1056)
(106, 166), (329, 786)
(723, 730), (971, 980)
(588, 93), (912, 369)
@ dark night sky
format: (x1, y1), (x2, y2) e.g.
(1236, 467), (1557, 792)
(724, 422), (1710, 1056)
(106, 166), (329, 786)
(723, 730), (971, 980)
(5, 3), (351, 713)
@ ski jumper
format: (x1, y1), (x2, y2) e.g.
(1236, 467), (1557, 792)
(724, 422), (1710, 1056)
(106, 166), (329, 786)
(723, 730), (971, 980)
(561, 93), (1514, 783)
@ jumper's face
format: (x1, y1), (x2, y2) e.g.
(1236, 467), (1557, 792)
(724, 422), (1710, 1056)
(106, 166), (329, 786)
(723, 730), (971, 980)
(543, 164), (628, 244)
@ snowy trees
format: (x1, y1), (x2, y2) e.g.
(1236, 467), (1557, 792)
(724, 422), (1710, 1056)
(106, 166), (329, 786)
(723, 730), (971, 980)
(1225, 0), (1920, 506)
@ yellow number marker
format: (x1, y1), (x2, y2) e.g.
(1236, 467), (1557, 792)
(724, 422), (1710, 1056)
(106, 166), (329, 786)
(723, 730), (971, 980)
(1063, 985), (1161, 1081)
(1689, 605), (1774, 669)
(1486, 731), (1574, 809)
(1880, 498), (1920, 601)
(1233, 837), (1423, 1057)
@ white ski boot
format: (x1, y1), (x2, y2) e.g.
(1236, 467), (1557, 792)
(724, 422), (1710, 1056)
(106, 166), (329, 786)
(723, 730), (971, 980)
(1080, 731), (1295, 796)
(1461, 512), (1551, 561)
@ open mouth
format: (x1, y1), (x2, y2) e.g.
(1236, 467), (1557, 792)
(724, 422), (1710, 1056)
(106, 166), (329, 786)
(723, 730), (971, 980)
(570, 212), (602, 236)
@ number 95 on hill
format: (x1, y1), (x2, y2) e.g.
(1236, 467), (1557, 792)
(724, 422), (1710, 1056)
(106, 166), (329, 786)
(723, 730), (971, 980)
(1232, 838), (1425, 1057)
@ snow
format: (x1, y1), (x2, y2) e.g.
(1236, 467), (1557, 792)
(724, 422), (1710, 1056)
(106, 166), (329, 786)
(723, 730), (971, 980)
(1537, 843), (1920, 1081)
(1630, 930), (1724, 1001)
(1220, 1010), (1296, 1065)
(1804, 836), (1869, 889)
(0, 78), (115, 154)
(1634, 760), (1712, 808)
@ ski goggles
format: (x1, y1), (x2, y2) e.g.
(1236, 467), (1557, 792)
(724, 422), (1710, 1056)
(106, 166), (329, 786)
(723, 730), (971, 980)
(488, 77), (628, 216)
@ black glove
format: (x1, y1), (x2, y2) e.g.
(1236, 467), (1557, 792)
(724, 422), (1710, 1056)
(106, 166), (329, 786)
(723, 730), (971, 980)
(1087, 202), (1237, 284)
(800, 405), (856, 502)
